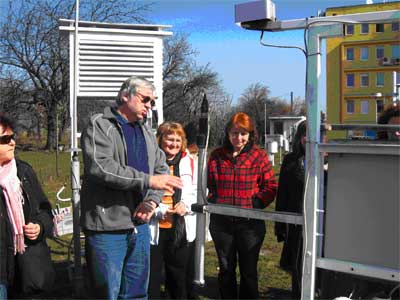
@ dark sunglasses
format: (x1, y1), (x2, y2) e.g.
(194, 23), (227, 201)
(136, 92), (154, 105)
(0, 133), (15, 144)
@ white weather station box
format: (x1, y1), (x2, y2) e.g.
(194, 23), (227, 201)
(235, 0), (276, 28)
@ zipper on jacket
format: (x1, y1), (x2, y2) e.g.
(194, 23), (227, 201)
(115, 122), (129, 165)
(21, 177), (28, 206)
(21, 177), (32, 223)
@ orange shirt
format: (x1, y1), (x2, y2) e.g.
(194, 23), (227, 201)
(159, 165), (174, 229)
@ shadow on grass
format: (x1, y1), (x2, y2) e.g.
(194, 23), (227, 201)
(29, 262), (291, 300)
(194, 276), (292, 300)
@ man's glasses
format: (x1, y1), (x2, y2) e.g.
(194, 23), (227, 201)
(136, 92), (154, 105)
(0, 134), (15, 145)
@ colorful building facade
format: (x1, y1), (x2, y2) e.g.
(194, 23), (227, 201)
(326, 2), (400, 138)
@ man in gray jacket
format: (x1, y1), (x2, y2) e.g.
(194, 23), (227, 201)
(81, 76), (183, 300)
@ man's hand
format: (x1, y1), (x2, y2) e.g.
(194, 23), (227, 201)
(149, 174), (183, 193)
(23, 222), (41, 240)
(133, 200), (157, 223)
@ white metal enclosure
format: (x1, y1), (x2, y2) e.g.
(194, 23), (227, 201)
(59, 19), (172, 129)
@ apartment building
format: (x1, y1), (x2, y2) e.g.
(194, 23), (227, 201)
(326, 1), (400, 138)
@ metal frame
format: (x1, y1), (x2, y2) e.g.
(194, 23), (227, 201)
(192, 5), (400, 300)
(319, 142), (400, 156)
(202, 204), (303, 225)
(318, 141), (400, 282)
(316, 258), (400, 283)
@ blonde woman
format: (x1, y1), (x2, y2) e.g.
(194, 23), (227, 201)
(149, 122), (197, 299)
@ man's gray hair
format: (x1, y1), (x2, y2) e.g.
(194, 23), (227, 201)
(116, 76), (155, 106)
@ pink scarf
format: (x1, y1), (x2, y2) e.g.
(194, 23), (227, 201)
(0, 159), (26, 254)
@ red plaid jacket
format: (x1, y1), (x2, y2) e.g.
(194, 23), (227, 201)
(207, 145), (277, 209)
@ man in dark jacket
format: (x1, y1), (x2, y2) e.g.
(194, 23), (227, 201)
(81, 76), (183, 299)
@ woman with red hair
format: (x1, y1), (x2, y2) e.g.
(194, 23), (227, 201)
(207, 112), (277, 299)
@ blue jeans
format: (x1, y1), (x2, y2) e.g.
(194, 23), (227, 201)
(85, 224), (150, 300)
(0, 283), (7, 299)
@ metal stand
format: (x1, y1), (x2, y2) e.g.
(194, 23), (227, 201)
(193, 95), (209, 287)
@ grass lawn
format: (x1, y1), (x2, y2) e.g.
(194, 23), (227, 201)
(16, 150), (291, 298)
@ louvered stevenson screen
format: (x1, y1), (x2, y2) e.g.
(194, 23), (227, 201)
(59, 19), (172, 99)
(59, 19), (172, 130)
(78, 37), (155, 97)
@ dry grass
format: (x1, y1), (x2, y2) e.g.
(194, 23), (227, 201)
(17, 150), (292, 298)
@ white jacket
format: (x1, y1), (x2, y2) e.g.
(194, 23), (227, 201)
(150, 150), (198, 245)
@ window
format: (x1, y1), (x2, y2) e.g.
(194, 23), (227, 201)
(376, 100), (384, 113)
(360, 100), (369, 114)
(376, 23), (384, 33)
(346, 24), (354, 35)
(392, 22), (399, 32)
(397, 72), (400, 85)
(360, 47), (369, 61)
(347, 100), (355, 114)
(392, 45), (400, 59)
(376, 72), (384, 87)
(346, 74), (355, 87)
(346, 48), (354, 61)
(361, 23), (369, 34)
(376, 46), (385, 59)
(274, 122), (283, 135)
(360, 73), (369, 87)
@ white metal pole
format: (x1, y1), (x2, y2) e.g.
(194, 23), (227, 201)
(72, 3), (79, 148)
(71, 0), (83, 296)
(394, 71), (399, 102)
(301, 24), (342, 300)
(264, 101), (267, 148)
(193, 150), (206, 287)
(193, 95), (209, 287)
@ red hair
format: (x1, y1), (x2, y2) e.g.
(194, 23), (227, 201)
(223, 112), (258, 149)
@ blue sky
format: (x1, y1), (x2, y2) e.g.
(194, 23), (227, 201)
(0, 0), (391, 105)
(147, 0), (390, 104)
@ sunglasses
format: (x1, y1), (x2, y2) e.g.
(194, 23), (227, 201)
(0, 133), (15, 145)
(136, 92), (154, 105)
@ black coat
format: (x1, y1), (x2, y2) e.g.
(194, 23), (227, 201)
(0, 159), (53, 285)
(274, 152), (304, 298)
(275, 152), (304, 239)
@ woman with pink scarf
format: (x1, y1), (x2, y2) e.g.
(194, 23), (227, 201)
(0, 114), (54, 298)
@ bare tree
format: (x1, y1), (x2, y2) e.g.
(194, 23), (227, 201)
(238, 83), (271, 141)
(208, 94), (235, 148)
(238, 83), (294, 143)
(163, 33), (197, 82)
(162, 33), (231, 128)
(0, 0), (152, 150)
(291, 96), (306, 115)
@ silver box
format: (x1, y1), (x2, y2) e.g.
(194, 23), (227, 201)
(235, 0), (276, 24)
(324, 151), (400, 270)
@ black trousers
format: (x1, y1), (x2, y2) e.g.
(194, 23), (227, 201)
(284, 224), (303, 299)
(149, 228), (194, 299)
(210, 215), (266, 299)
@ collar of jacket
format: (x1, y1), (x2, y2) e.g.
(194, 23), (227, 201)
(103, 106), (146, 126)
(220, 144), (258, 161)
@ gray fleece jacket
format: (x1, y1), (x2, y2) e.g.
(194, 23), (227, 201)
(80, 106), (169, 231)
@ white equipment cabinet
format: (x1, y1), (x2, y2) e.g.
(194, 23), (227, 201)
(59, 19), (172, 127)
